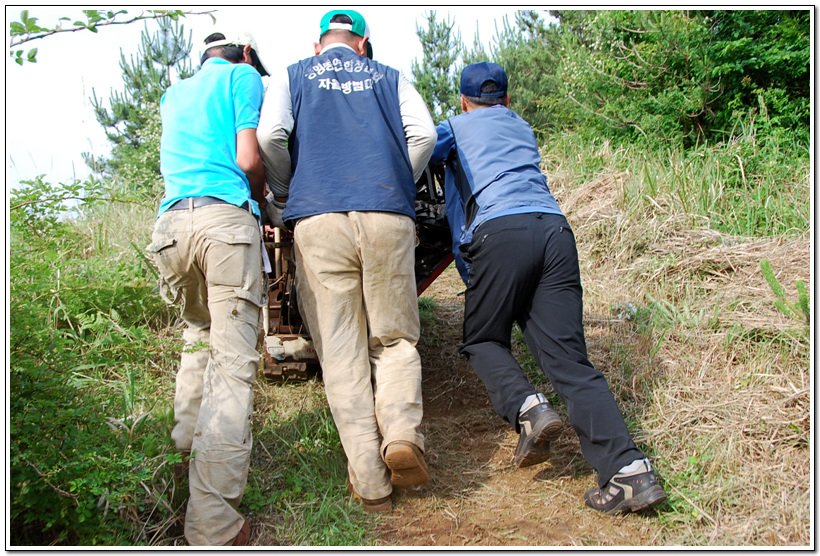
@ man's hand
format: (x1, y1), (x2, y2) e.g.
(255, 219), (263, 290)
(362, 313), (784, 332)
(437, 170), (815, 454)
(260, 193), (286, 229)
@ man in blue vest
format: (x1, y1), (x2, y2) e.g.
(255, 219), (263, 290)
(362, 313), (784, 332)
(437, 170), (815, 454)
(429, 62), (667, 515)
(148, 31), (269, 544)
(257, 10), (437, 512)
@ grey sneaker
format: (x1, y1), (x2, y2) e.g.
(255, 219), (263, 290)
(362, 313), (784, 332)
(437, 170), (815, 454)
(513, 402), (563, 467)
(584, 458), (667, 514)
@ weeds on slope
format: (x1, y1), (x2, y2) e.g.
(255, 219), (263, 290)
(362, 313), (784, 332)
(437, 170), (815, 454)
(533, 133), (811, 546)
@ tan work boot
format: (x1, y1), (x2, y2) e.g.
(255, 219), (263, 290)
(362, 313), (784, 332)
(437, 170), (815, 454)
(383, 441), (429, 487)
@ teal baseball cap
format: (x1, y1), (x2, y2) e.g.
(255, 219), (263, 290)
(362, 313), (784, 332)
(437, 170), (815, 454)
(319, 9), (373, 58)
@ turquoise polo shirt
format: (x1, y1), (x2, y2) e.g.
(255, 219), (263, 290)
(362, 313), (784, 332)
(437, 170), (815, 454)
(158, 57), (264, 217)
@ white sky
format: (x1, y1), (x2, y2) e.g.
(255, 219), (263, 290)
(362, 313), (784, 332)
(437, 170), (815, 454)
(5, 6), (541, 187)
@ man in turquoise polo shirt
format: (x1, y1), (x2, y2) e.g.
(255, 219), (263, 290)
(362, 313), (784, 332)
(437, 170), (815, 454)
(148, 31), (268, 546)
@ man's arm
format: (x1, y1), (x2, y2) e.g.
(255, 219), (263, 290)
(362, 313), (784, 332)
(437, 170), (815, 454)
(257, 66), (294, 199)
(231, 66), (266, 208)
(236, 128), (266, 208)
(398, 73), (437, 182)
(429, 121), (455, 165)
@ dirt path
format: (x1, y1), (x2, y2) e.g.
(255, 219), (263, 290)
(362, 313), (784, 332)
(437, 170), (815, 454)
(374, 267), (666, 547)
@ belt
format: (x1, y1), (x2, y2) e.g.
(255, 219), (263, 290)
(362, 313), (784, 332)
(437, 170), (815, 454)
(167, 196), (251, 212)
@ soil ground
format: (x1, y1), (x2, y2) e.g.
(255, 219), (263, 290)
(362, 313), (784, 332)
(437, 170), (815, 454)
(373, 267), (665, 547)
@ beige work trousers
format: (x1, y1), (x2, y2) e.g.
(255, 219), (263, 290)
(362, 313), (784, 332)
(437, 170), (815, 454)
(294, 211), (425, 500)
(148, 203), (265, 546)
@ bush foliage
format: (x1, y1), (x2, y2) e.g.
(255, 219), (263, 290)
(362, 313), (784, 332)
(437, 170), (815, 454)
(9, 179), (177, 544)
(414, 9), (810, 150)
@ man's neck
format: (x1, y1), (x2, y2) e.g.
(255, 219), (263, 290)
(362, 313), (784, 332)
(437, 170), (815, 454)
(319, 42), (356, 55)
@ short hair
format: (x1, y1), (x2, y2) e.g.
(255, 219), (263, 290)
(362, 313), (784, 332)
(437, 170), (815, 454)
(463, 81), (505, 106)
(319, 13), (359, 45)
(201, 32), (263, 73)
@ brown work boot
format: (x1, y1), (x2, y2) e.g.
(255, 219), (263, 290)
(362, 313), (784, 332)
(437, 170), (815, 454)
(173, 450), (191, 481)
(383, 441), (429, 487)
(230, 516), (250, 546)
(347, 478), (392, 513)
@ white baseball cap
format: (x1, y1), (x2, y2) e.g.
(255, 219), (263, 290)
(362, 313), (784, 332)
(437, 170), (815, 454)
(204, 31), (270, 76)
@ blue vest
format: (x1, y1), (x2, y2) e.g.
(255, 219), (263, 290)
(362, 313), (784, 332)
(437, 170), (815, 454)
(283, 46), (416, 222)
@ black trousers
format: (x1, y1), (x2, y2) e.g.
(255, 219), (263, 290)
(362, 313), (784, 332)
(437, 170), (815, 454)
(460, 212), (644, 486)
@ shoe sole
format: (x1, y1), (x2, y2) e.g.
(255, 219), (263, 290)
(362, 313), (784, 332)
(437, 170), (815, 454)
(515, 417), (563, 468)
(384, 442), (429, 487)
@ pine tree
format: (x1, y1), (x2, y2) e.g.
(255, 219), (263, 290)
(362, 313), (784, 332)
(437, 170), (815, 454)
(411, 11), (464, 124)
(85, 17), (193, 198)
(490, 11), (563, 138)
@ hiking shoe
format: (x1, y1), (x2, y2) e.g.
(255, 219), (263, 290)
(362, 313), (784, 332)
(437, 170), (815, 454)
(347, 478), (392, 513)
(513, 402), (563, 468)
(231, 516), (250, 546)
(384, 441), (429, 487)
(584, 458), (667, 514)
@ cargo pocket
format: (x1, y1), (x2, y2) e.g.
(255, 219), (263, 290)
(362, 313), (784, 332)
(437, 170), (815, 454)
(204, 229), (258, 288)
(146, 237), (182, 305)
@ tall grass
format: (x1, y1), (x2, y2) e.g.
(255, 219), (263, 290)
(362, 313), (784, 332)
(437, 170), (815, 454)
(542, 124), (810, 238)
(9, 186), (179, 545)
(537, 125), (811, 545)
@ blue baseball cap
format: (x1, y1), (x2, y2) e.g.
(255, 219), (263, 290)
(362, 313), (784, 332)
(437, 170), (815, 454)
(460, 62), (508, 98)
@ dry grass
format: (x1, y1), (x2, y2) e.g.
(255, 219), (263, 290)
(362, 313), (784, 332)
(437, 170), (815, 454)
(552, 166), (812, 546)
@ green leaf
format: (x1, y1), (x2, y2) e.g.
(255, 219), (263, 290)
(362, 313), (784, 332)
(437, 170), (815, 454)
(27, 48), (37, 63)
(760, 259), (787, 300)
(796, 280), (810, 322)
(773, 299), (790, 316)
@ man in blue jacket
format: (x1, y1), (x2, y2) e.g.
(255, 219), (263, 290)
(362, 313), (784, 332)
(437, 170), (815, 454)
(257, 10), (437, 512)
(148, 31), (268, 545)
(429, 62), (667, 515)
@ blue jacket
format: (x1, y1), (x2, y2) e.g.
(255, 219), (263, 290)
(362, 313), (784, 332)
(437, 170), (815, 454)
(282, 47), (416, 222)
(430, 105), (563, 283)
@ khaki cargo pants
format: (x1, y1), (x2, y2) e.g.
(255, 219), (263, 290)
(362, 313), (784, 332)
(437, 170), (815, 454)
(148, 202), (265, 546)
(294, 211), (425, 500)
